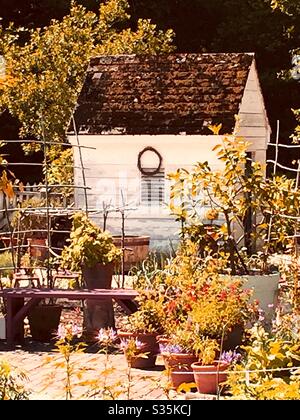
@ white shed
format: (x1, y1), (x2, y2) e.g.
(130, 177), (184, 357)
(69, 53), (270, 248)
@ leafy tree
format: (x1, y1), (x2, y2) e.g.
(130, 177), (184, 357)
(271, 0), (300, 15)
(271, 0), (300, 143)
(0, 0), (174, 143)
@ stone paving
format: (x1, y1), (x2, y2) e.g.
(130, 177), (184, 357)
(0, 341), (179, 400)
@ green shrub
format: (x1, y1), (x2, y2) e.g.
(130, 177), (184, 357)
(0, 251), (13, 279)
(0, 360), (29, 400)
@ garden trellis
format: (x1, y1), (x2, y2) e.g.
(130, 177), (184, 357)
(266, 120), (300, 305)
(0, 115), (134, 288)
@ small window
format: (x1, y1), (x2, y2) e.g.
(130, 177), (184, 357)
(141, 169), (165, 206)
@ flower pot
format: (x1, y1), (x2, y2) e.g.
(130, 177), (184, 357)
(28, 304), (62, 342)
(162, 352), (198, 389)
(192, 361), (229, 395)
(112, 236), (150, 272)
(83, 262), (115, 336)
(118, 331), (159, 369)
(27, 238), (48, 261)
(1, 236), (21, 249)
(156, 335), (170, 353)
(82, 263), (114, 289)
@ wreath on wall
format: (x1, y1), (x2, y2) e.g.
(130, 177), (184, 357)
(137, 146), (163, 176)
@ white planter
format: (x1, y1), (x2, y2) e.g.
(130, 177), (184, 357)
(0, 316), (6, 340)
(241, 272), (280, 321)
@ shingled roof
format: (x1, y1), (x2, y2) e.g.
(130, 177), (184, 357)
(73, 53), (254, 135)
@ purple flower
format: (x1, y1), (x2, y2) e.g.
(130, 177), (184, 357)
(57, 324), (67, 340)
(119, 339), (130, 350)
(56, 323), (82, 340)
(119, 338), (145, 351)
(159, 343), (185, 354)
(71, 324), (82, 338)
(220, 350), (241, 364)
(97, 328), (118, 344)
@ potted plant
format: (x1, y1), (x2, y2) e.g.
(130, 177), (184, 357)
(118, 290), (166, 368)
(159, 330), (199, 390)
(168, 131), (300, 320)
(191, 338), (230, 395)
(157, 241), (257, 347)
(158, 254), (256, 389)
(60, 212), (121, 334)
(16, 251), (62, 342)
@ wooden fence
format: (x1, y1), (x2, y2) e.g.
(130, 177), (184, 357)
(0, 183), (41, 229)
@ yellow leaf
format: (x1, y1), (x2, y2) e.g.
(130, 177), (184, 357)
(177, 382), (197, 393)
(208, 124), (222, 135)
(212, 144), (222, 152)
(4, 182), (14, 199)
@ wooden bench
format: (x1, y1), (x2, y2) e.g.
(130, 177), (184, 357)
(0, 288), (138, 347)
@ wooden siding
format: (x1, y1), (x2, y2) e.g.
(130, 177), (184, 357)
(236, 61), (270, 160)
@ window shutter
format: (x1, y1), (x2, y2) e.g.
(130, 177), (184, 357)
(141, 169), (165, 206)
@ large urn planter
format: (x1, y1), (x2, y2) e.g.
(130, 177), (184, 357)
(241, 272), (280, 322)
(28, 304), (62, 342)
(83, 262), (115, 337)
(191, 361), (229, 395)
(118, 331), (159, 369)
(162, 353), (198, 389)
(112, 236), (150, 272)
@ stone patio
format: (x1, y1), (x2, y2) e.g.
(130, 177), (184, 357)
(0, 341), (174, 400)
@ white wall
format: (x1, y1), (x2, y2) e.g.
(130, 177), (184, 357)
(69, 135), (227, 247)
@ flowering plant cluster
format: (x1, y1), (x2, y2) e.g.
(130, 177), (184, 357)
(160, 328), (220, 365)
(188, 276), (257, 339)
(51, 318), (86, 400)
(219, 350), (242, 364)
(226, 325), (300, 399)
(157, 244), (258, 341)
(97, 327), (118, 346)
(127, 241), (257, 366)
(120, 338), (146, 358)
(123, 290), (166, 334)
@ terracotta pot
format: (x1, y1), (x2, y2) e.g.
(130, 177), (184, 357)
(1, 236), (20, 247)
(28, 305), (62, 342)
(118, 331), (159, 369)
(192, 361), (229, 395)
(156, 335), (170, 353)
(162, 352), (198, 389)
(27, 238), (48, 261)
(82, 262), (114, 289)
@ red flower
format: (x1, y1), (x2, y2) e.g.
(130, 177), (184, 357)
(219, 291), (228, 301)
